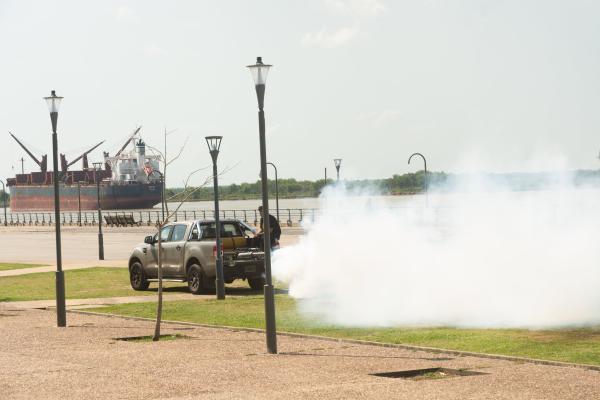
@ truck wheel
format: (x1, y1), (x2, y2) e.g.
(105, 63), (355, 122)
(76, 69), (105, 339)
(130, 262), (150, 291)
(248, 276), (265, 291)
(187, 264), (205, 295)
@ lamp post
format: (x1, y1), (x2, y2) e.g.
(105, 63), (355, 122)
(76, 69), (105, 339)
(334, 158), (342, 181)
(205, 136), (225, 300)
(44, 90), (66, 327)
(93, 162), (104, 260)
(408, 152), (428, 201)
(149, 170), (165, 223)
(0, 179), (7, 226)
(267, 162), (279, 222)
(77, 181), (82, 226)
(247, 56), (277, 354)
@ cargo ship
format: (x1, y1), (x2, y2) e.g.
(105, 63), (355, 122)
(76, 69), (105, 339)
(6, 127), (163, 211)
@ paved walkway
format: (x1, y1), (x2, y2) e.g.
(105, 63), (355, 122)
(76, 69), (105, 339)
(3, 293), (200, 310)
(0, 308), (598, 399)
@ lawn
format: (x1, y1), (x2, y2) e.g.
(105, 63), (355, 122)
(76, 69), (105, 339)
(0, 263), (47, 271)
(90, 296), (600, 366)
(0, 267), (184, 301)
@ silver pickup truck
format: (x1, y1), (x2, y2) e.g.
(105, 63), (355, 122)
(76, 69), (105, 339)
(128, 219), (265, 294)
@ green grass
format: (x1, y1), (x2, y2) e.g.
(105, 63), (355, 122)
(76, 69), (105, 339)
(89, 296), (600, 366)
(0, 263), (47, 271)
(0, 267), (183, 302)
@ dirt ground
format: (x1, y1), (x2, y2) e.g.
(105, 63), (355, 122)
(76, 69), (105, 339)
(0, 308), (599, 400)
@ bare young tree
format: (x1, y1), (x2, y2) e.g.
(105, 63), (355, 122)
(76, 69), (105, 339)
(151, 169), (211, 341)
(145, 131), (230, 341)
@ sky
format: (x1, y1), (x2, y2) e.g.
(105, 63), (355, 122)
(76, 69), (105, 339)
(1, 0), (600, 186)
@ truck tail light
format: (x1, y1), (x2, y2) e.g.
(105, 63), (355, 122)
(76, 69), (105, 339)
(213, 244), (222, 258)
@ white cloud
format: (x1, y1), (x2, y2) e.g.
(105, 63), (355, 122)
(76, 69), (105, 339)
(301, 26), (359, 48)
(358, 109), (402, 125)
(325, 0), (385, 18)
(114, 6), (138, 22)
(143, 44), (165, 57)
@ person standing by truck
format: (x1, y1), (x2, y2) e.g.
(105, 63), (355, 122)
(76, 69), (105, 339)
(257, 205), (281, 248)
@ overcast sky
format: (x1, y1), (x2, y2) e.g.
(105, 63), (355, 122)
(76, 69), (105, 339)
(1, 0), (599, 186)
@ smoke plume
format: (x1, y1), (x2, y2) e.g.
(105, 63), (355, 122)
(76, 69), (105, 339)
(272, 178), (600, 328)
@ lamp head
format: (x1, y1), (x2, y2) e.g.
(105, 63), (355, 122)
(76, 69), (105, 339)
(205, 136), (223, 162)
(247, 56), (272, 86)
(44, 90), (63, 114)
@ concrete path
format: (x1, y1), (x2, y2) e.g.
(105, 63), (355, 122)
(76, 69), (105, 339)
(2, 293), (200, 310)
(0, 308), (598, 399)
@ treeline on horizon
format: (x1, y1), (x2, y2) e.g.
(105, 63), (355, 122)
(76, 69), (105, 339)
(2, 169), (600, 202)
(164, 169), (600, 202)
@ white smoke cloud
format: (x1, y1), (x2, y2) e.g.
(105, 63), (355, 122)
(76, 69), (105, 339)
(273, 178), (600, 328)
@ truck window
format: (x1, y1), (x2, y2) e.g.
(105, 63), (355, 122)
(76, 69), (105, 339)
(223, 223), (241, 237)
(155, 226), (172, 242)
(200, 222), (241, 238)
(171, 225), (187, 242)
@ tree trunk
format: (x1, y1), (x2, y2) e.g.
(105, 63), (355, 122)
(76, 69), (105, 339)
(153, 232), (163, 341)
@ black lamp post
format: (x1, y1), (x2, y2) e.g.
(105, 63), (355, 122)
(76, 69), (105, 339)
(205, 135), (225, 300)
(44, 90), (66, 327)
(0, 179), (7, 226)
(267, 162), (279, 222)
(149, 169), (165, 223)
(247, 56), (277, 354)
(93, 162), (104, 260)
(408, 152), (428, 201)
(77, 181), (82, 226)
(334, 158), (342, 181)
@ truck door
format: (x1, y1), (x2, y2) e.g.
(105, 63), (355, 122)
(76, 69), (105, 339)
(163, 224), (188, 278)
(147, 226), (173, 278)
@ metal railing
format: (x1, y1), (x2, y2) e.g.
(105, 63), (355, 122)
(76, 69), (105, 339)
(0, 208), (319, 227)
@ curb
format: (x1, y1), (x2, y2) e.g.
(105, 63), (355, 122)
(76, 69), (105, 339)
(68, 309), (600, 373)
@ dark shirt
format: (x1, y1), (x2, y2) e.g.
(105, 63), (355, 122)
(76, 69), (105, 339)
(260, 214), (281, 241)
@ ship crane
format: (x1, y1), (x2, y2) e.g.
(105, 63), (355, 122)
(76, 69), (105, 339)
(8, 132), (48, 173)
(115, 126), (142, 157)
(66, 140), (105, 170)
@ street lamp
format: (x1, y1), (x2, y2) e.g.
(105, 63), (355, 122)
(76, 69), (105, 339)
(205, 135), (225, 300)
(0, 179), (7, 226)
(93, 162), (104, 260)
(334, 158), (342, 181)
(148, 169), (165, 223)
(247, 56), (277, 354)
(44, 90), (66, 327)
(267, 162), (279, 222)
(77, 181), (82, 226)
(408, 152), (428, 201)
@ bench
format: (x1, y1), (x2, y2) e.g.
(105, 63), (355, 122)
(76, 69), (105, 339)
(103, 214), (141, 227)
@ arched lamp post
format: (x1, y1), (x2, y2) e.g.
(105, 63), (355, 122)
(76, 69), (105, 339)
(334, 158), (342, 181)
(247, 56), (277, 354)
(408, 152), (428, 200)
(205, 135), (226, 300)
(267, 162), (279, 222)
(44, 90), (66, 327)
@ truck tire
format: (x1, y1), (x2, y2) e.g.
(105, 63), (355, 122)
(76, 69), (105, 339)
(248, 276), (265, 291)
(187, 264), (205, 295)
(130, 261), (150, 291)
